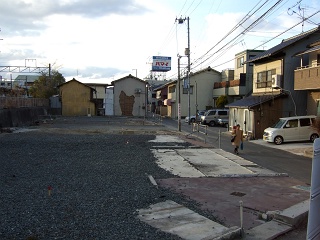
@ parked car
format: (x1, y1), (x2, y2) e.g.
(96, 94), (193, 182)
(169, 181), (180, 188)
(185, 110), (207, 123)
(200, 109), (229, 127)
(217, 118), (229, 127)
(263, 115), (319, 145)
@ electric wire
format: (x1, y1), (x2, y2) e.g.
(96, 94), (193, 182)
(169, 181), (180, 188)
(192, 0), (285, 70)
(209, 9), (320, 70)
(193, 0), (270, 67)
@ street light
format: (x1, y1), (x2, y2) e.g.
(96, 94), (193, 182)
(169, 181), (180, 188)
(132, 69), (137, 77)
(176, 16), (191, 125)
(281, 88), (297, 116)
(271, 86), (297, 116)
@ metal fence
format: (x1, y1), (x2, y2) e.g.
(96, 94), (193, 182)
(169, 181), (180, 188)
(0, 97), (49, 109)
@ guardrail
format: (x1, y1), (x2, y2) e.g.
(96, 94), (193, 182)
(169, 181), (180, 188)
(191, 123), (208, 143)
(188, 123), (225, 147)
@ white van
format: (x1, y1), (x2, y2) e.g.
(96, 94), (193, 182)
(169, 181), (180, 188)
(263, 115), (319, 145)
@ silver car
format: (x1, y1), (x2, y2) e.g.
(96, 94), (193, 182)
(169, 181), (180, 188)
(185, 110), (206, 123)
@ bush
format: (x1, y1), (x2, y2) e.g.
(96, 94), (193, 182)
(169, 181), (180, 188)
(216, 95), (228, 108)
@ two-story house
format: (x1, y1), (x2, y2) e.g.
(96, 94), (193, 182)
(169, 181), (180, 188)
(112, 74), (147, 117)
(146, 79), (169, 114)
(294, 39), (320, 115)
(85, 83), (110, 116)
(213, 50), (265, 106)
(227, 26), (320, 139)
(165, 66), (221, 120)
(59, 78), (97, 116)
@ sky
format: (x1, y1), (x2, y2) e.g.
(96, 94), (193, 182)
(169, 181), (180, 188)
(0, 0), (319, 84)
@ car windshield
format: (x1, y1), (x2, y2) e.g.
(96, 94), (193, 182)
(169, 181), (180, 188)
(205, 110), (216, 116)
(271, 119), (286, 128)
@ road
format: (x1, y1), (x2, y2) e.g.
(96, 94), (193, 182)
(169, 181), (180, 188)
(161, 118), (313, 239)
(162, 118), (313, 185)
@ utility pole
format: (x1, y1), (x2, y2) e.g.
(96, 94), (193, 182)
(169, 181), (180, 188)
(178, 56), (181, 131)
(176, 16), (191, 125)
(186, 17), (191, 126)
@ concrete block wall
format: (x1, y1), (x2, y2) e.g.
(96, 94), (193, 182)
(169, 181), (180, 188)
(0, 107), (48, 128)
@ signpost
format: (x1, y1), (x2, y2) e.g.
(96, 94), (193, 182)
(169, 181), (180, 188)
(152, 56), (171, 72)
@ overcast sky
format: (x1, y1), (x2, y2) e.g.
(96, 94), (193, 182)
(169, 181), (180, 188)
(0, 0), (319, 83)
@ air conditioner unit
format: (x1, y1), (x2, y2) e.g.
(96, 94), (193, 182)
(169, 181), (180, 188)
(271, 74), (281, 88)
(135, 88), (142, 94)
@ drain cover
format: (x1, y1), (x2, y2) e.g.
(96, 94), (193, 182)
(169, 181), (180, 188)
(230, 192), (246, 197)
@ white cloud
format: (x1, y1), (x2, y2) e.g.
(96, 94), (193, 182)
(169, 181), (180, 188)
(0, 0), (319, 84)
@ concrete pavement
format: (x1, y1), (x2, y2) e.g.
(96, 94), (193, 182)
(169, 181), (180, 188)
(138, 135), (311, 240)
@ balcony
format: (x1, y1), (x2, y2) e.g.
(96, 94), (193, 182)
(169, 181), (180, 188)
(167, 91), (176, 102)
(294, 65), (320, 90)
(214, 79), (240, 89)
(213, 78), (247, 96)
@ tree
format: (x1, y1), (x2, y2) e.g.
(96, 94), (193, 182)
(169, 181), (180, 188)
(29, 70), (65, 99)
(216, 95), (228, 108)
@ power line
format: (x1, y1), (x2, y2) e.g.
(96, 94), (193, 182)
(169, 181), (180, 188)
(193, 0), (271, 66)
(209, 9), (320, 70)
(192, 0), (285, 70)
(253, 10), (320, 50)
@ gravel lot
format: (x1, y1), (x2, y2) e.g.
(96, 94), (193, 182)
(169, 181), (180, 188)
(0, 117), (216, 240)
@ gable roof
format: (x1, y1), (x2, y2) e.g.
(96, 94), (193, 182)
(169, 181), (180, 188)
(247, 26), (320, 63)
(111, 74), (145, 85)
(153, 80), (176, 91)
(190, 66), (221, 76)
(226, 93), (286, 109)
(58, 78), (96, 92)
(294, 42), (320, 56)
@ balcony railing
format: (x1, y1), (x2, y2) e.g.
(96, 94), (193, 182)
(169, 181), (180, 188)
(214, 79), (240, 89)
(255, 81), (272, 88)
(294, 65), (320, 90)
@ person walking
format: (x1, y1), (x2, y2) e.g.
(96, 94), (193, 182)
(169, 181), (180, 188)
(232, 124), (243, 155)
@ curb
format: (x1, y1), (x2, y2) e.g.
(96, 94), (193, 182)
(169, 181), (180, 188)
(244, 200), (309, 239)
(304, 148), (313, 158)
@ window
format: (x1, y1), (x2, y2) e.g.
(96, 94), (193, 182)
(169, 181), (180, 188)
(183, 86), (193, 94)
(218, 111), (228, 116)
(256, 69), (276, 88)
(300, 118), (311, 127)
(208, 110), (216, 116)
(169, 85), (176, 93)
(284, 119), (298, 128)
(237, 56), (244, 68)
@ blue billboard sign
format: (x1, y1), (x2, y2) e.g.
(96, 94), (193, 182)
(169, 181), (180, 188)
(152, 56), (171, 72)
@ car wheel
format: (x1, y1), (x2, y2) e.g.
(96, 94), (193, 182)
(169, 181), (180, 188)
(310, 133), (319, 142)
(209, 121), (216, 127)
(274, 136), (283, 145)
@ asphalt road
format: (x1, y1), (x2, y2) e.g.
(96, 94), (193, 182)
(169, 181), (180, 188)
(162, 118), (313, 185)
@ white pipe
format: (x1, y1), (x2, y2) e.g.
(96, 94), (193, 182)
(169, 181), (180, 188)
(240, 201), (243, 230)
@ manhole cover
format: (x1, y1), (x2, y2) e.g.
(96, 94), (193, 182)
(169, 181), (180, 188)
(230, 192), (246, 197)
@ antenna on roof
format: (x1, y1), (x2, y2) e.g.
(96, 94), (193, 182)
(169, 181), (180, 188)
(287, 1), (316, 33)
